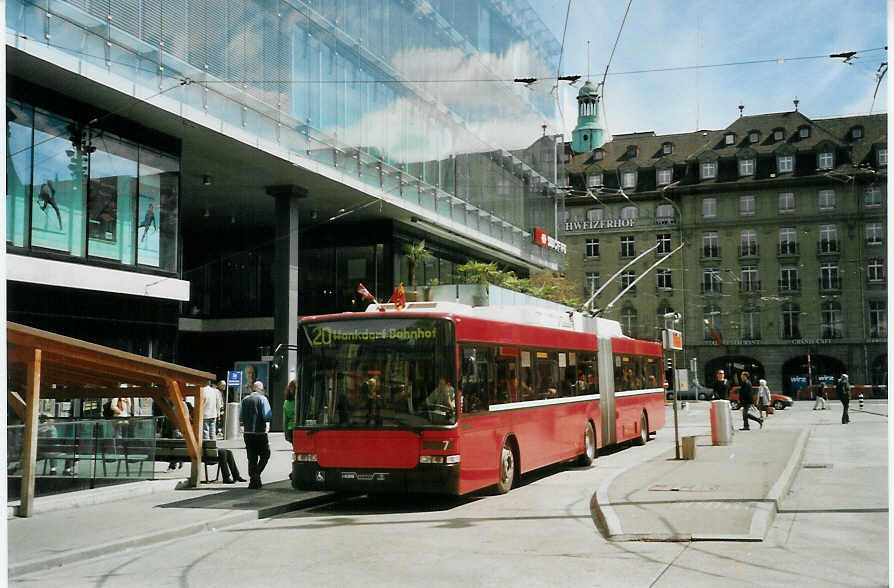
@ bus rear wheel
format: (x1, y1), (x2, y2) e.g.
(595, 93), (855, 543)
(634, 412), (648, 446)
(496, 440), (516, 494)
(577, 421), (597, 466)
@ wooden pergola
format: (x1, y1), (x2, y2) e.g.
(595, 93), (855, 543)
(7, 322), (216, 517)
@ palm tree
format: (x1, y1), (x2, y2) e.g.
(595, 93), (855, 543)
(403, 240), (429, 287)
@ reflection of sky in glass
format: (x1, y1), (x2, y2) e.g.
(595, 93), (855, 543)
(291, 1), (561, 164)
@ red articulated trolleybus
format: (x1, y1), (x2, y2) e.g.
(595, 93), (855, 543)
(291, 300), (665, 495)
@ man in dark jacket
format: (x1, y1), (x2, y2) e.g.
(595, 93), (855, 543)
(240, 381), (272, 489)
(712, 370), (729, 400)
(837, 374), (851, 424)
(739, 371), (763, 431)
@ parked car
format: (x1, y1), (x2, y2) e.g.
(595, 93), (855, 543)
(728, 386), (793, 410)
(665, 382), (713, 401)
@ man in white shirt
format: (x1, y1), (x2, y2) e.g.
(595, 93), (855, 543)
(201, 380), (223, 441)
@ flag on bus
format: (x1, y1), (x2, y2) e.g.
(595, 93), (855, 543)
(389, 283), (406, 310)
(357, 283), (375, 301)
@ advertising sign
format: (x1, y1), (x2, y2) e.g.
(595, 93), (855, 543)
(233, 361), (270, 402)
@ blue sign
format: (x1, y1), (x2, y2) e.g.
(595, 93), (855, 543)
(789, 375), (808, 390)
(227, 370), (242, 388)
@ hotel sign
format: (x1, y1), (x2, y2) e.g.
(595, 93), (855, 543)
(565, 216), (676, 233)
(532, 227), (567, 254)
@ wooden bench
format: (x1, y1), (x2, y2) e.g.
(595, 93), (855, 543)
(155, 439), (220, 483)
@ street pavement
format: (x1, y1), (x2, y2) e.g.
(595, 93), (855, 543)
(8, 400), (889, 586)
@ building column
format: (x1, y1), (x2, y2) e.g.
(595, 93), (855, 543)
(269, 185), (305, 432)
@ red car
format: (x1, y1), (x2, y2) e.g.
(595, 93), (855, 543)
(728, 386), (793, 410)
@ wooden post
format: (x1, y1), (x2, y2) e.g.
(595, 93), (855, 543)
(20, 349), (42, 517)
(166, 379), (201, 488)
(192, 383), (204, 485)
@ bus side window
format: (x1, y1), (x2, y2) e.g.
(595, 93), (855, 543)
(496, 355), (517, 404)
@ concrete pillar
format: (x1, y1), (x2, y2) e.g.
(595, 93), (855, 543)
(269, 185), (305, 432)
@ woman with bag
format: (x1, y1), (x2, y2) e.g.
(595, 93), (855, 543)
(739, 372), (764, 431)
(283, 379), (297, 444)
(758, 379), (771, 421)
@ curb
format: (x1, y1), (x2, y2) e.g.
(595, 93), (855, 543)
(593, 427), (811, 543)
(9, 490), (334, 579)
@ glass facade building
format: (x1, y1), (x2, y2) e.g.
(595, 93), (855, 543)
(7, 0), (565, 269)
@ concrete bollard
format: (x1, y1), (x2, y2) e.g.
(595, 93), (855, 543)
(224, 402), (240, 440)
(682, 435), (697, 460)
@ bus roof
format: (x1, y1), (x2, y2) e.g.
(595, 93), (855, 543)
(302, 301), (627, 340)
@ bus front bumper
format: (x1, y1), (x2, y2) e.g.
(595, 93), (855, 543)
(291, 460), (461, 494)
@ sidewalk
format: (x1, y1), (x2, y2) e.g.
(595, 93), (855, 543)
(8, 440), (334, 579)
(593, 418), (809, 542)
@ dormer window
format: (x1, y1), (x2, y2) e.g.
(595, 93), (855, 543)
(799, 126), (810, 138)
(701, 161), (717, 179)
(626, 145), (638, 157)
(587, 173), (603, 187)
(878, 148), (887, 167)
(818, 150), (835, 170)
(656, 168), (673, 186)
(738, 158), (755, 176)
(725, 133), (736, 145)
(621, 171), (637, 189)
(749, 132), (759, 144)
(662, 142), (673, 155)
(594, 150), (604, 161)
(851, 126), (863, 139)
(774, 129), (784, 141)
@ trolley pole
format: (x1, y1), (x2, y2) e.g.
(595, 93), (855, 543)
(662, 322), (683, 460)
(672, 350), (680, 460)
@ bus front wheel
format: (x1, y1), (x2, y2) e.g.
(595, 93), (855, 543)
(577, 421), (597, 466)
(496, 440), (516, 494)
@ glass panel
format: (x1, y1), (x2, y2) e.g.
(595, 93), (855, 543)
(138, 147), (179, 270)
(6, 98), (32, 247)
(31, 109), (87, 255)
(88, 134), (138, 263)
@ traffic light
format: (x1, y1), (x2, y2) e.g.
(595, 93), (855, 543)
(666, 358), (673, 370)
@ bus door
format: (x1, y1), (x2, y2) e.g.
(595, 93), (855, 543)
(598, 336), (617, 446)
(458, 345), (502, 491)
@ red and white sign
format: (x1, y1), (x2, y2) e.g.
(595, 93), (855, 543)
(532, 228), (567, 254)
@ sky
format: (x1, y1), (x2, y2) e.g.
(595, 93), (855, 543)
(527, 0), (888, 139)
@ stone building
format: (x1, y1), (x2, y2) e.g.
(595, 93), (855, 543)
(564, 104), (887, 394)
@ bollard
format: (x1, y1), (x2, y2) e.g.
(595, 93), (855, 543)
(859, 393), (864, 410)
(682, 435), (697, 460)
(224, 402), (240, 440)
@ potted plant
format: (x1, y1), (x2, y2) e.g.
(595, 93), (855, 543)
(403, 240), (429, 301)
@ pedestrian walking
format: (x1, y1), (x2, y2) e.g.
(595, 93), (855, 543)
(837, 374), (852, 424)
(240, 380), (272, 489)
(758, 379), (771, 420)
(712, 370), (729, 400)
(813, 384), (827, 410)
(738, 371), (763, 431)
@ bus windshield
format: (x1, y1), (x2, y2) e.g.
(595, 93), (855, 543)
(298, 317), (457, 428)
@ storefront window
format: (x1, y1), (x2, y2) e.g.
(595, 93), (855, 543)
(88, 134), (138, 264)
(9, 96), (180, 272)
(138, 148), (179, 270)
(6, 99), (32, 247)
(31, 109), (87, 255)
